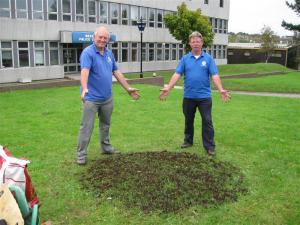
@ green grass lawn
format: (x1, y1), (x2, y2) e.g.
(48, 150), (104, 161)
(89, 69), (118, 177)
(125, 63), (292, 79)
(217, 63), (293, 75)
(221, 71), (300, 93)
(1, 85), (299, 224)
(124, 63), (299, 92)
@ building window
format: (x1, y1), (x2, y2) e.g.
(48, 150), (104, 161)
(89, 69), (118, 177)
(224, 20), (228, 33)
(48, 0), (58, 20)
(206, 46), (211, 55)
(16, 0), (27, 19)
(220, 0), (224, 8)
(49, 42), (59, 65)
(164, 44), (170, 61)
(110, 3), (119, 24)
(130, 5), (138, 26)
(204, 0), (209, 4)
(149, 43), (154, 61)
(34, 42), (45, 66)
(88, 0), (96, 23)
(121, 43), (128, 62)
(1, 41), (13, 68)
(100, 2), (108, 24)
(111, 42), (118, 62)
(149, 9), (155, 27)
(76, 0), (84, 22)
(32, 0), (43, 20)
(0, 0), (10, 18)
(62, 0), (71, 21)
(219, 19), (223, 33)
(140, 7), (147, 26)
(214, 18), (218, 33)
(121, 4), (129, 25)
(179, 44), (184, 59)
(157, 10), (163, 28)
(213, 45), (217, 58)
(131, 42), (138, 62)
(156, 43), (163, 61)
(172, 44), (177, 60)
(18, 42), (29, 67)
(142, 43), (147, 61)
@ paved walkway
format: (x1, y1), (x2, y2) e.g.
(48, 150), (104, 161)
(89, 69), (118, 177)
(228, 91), (300, 98)
(171, 85), (300, 99)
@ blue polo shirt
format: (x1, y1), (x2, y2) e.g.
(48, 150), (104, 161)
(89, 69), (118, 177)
(80, 43), (118, 102)
(176, 51), (219, 99)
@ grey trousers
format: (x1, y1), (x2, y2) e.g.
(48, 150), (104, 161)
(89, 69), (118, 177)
(76, 97), (114, 162)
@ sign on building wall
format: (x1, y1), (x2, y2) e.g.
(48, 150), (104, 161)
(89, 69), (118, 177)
(72, 32), (117, 43)
(72, 32), (94, 43)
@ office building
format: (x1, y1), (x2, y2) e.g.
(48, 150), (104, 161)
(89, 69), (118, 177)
(0, 0), (229, 83)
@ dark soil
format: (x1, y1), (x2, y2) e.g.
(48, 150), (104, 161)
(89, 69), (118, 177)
(81, 151), (247, 213)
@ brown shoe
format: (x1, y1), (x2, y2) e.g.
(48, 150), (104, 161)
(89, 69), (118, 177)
(207, 149), (215, 156)
(180, 143), (193, 149)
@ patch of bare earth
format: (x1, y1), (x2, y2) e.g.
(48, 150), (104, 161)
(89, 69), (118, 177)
(81, 151), (247, 213)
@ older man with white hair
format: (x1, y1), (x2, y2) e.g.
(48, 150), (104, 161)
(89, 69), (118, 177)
(76, 26), (139, 165)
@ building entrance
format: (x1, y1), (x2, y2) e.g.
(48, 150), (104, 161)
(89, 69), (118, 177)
(62, 44), (83, 73)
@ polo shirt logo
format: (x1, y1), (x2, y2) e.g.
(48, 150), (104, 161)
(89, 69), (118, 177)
(107, 56), (112, 63)
(201, 61), (207, 67)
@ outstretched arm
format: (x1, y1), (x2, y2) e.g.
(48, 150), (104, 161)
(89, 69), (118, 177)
(211, 75), (231, 102)
(113, 70), (140, 100)
(159, 73), (181, 100)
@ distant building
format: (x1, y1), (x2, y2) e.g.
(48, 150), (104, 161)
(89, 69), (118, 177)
(227, 43), (288, 66)
(0, 0), (230, 84)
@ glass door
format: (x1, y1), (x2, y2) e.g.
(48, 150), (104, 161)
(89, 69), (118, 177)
(63, 48), (78, 73)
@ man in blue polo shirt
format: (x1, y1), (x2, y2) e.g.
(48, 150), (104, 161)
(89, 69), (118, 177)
(76, 26), (139, 165)
(160, 31), (230, 156)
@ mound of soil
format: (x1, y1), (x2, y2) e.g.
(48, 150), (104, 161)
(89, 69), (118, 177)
(81, 151), (247, 213)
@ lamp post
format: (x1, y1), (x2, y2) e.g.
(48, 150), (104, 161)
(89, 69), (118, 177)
(136, 17), (146, 78)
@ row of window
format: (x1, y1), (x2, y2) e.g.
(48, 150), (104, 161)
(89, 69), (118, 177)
(0, 41), (59, 68)
(108, 42), (184, 63)
(108, 42), (227, 63)
(0, 0), (228, 33)
(0, 40), (227, 69)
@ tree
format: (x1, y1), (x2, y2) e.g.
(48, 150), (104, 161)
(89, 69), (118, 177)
(259, 26), (279, 63)
(164, 3), (214, 52)
(281, 0), (300, 32)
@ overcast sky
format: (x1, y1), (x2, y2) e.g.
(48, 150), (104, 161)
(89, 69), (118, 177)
(228, 0), (299, 36)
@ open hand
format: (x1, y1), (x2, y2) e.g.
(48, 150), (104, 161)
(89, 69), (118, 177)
(159, 86), (170, 101)
(127, 88), (140, 100)
(220, 90), (231, 102)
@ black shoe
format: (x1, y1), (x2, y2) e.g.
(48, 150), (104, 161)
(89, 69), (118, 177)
(180, 143), (193, 149)
(102, 150), (120, 155)
(207, 149), (215, 156)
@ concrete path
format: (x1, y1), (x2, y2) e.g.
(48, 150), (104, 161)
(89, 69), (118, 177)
(170, 85), (300, 99)
(228, 91), (300, 98)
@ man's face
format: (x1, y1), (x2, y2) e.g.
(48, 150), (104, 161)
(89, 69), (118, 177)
(94, 30), (109, 50)
(189, 37), (203, 52)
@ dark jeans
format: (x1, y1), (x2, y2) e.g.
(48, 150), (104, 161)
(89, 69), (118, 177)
(182, 98), (215, 151)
